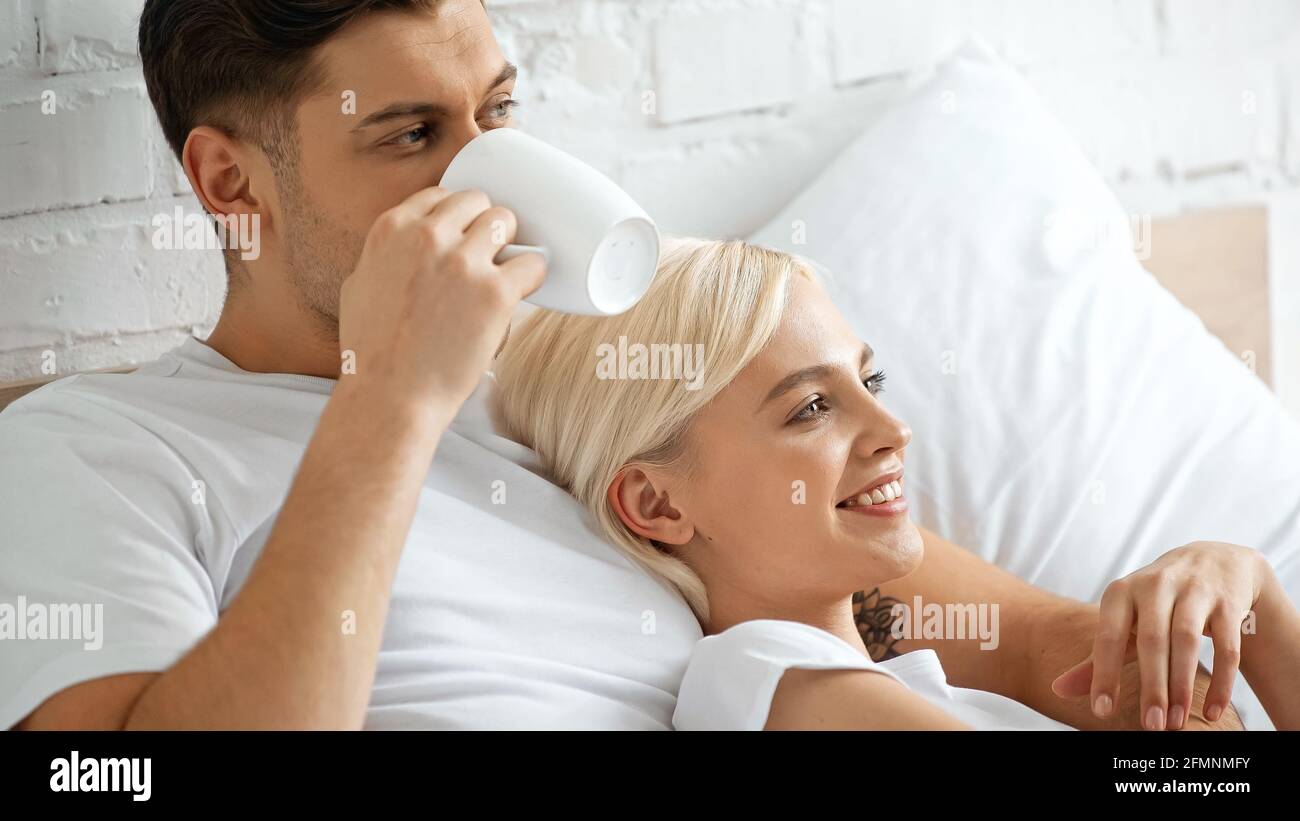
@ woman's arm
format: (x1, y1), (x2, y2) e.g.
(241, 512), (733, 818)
(871, 526), (1242, 730)
(766, 667), (973, 730)
(1239, 567), (1300, 729)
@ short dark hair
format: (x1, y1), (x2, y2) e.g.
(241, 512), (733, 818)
(139, 0), (448, 165)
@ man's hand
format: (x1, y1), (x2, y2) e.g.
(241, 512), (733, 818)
(873, 526), (1243, 731)
(338, 186), (546, 417)
(1028, 600), (1243, 731)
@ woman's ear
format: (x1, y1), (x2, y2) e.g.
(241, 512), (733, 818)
(607, 467), (694, 548)
(181, 125), (269, 234)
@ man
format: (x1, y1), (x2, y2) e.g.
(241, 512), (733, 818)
(0, 0), (1237, 730)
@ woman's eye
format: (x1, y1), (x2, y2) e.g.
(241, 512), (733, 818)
(792, 396), (829, 423)
(389, 124), (430, 147)
(790, 370), (886, 423)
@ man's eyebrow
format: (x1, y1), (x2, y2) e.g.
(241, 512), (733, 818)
(756, 343), (874, 414)
(351, 102), (448, 132)
(486, 61), (517, 95)
(350, 61), (517, 133)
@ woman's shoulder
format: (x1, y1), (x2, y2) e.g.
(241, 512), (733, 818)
(673, 619), (911, 730)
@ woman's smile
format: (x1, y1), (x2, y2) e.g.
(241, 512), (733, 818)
(839, 494), (909, 518)
(837, 479), (909, 518)
(837, 468), (908, 517)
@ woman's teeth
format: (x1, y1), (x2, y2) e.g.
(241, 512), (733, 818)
(840, 479), (903, 508)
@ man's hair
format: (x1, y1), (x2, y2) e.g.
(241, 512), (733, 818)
(139, 0), (447, 166)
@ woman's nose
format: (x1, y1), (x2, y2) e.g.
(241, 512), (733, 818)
(859, 405), (912, 457)
(888, 416), (913, 452)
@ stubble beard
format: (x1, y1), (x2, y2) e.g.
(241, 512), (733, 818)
(278, 162), (366, 347)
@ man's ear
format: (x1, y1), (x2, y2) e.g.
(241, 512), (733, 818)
(181, 125), (269, 231)
(607, 467), (694, 548)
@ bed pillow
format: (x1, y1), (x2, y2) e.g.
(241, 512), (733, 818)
(749, 37), (1300, 730)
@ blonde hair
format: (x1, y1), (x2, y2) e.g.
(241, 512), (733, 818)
(493, 236), (819, 624)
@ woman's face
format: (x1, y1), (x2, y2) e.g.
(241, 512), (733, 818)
(662, 275), (923, 624)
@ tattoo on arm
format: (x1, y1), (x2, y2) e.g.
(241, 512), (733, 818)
(853, 588), (904, 662)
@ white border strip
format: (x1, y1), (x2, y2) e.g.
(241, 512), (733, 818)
(1268, 191), (1300, 421)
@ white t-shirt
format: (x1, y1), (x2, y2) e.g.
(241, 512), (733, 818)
(0, 336), (702, 729)
(673, 619), (1073, 730)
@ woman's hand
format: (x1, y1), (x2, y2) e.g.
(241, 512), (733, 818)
(1050, 541), (1270, 730)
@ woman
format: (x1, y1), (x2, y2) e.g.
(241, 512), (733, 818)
(492, 237), (1300, 730)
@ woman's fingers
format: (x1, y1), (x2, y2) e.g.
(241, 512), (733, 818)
(1167, 593), (1213, 730)
(1090, 582), (1135, 718)
(1135, 580), (1176, 730)
(1081, 544), (1262, 730)
(1204, 606), (1243, 723)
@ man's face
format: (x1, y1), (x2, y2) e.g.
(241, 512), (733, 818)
(276, 0), (517, 339)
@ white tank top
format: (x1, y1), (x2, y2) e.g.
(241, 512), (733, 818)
(673, 618), (1074, 730)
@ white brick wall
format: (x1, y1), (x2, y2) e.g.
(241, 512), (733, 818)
(3, 0), (1300, 382)
(652, 3), (821, 123)
(0, 80), (156, 215)
(0, 1), (34, 70)
(36, 0), (143, 73)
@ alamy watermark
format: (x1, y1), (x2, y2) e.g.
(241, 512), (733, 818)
(890, 595), (1000, 651)
(50, 751), (150, 801)
(594, 336), (705, 390)
(152, 206), (261, 261)
(0, 596), (103, 650)
(1044, 208), (1152, 261)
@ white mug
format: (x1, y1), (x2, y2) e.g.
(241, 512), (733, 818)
(439, 128), (660, 315)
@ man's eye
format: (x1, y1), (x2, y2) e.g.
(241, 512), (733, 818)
(389, 124), (431, 146)
(485, 99), (520, 120)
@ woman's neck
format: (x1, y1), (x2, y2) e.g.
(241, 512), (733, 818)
(703, 588), (875, 660)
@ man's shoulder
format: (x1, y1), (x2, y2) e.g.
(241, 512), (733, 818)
(1, 342), (326, 446)
(0, 352), (254, 498)
(0, 372), (181, 485)
(1, 363), (178, 439)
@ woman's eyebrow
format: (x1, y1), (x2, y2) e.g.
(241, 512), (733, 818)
(755, 343), (873, 413)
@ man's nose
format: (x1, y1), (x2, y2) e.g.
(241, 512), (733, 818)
(446, 123), (484, 157)
(437, 123), (488, 185)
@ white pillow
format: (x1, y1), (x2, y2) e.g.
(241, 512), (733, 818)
(749, 38), (1300, 730)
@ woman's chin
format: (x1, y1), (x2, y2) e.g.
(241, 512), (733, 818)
(845, 519), (924, 581)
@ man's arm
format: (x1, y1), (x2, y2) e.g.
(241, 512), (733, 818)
(17, 188), (545, 730)
(1019, 596), (1241, 730)
(18, 389), (445, 730)
(863, 525), (1242, 730)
